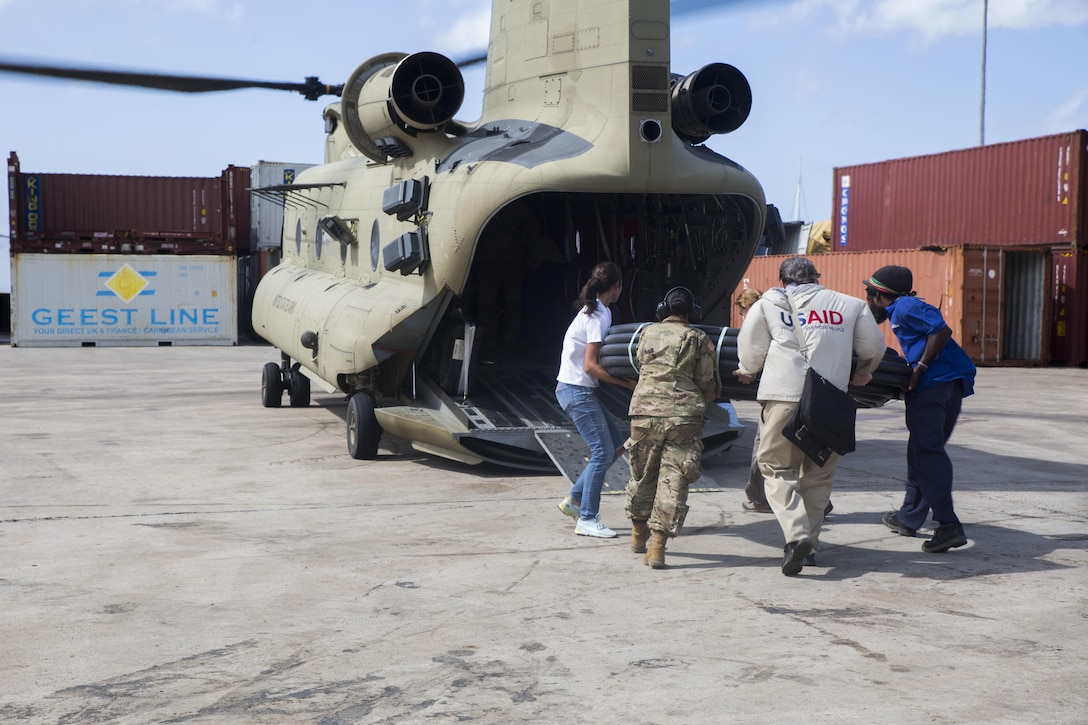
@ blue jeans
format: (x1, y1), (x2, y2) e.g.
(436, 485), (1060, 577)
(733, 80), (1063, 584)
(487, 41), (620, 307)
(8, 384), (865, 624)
(555, 382), (622, 520)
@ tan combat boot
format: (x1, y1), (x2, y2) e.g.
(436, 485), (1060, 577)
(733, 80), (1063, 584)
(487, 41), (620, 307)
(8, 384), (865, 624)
(631, 520), (650, 554)
(643, 531), (667, 569)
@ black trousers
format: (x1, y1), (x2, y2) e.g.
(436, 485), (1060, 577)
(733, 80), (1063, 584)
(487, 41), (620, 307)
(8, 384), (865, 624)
(899, 380), (964, 528)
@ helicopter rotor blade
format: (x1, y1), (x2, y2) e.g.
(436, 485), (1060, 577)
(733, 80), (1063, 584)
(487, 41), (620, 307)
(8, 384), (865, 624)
(1, 3), (773, 99)
(455, 53), (489, 70)
(0, 59), (343, 100)
(671, 0), (765, 17)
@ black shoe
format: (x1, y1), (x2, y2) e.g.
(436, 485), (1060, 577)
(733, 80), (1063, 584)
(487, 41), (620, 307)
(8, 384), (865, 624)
(824, 500), (834, 516)
(803, 553), (816, 567)
(782, 539), (813, 576)
(882, 511), (917, 537)
(922, 523), (968, 553)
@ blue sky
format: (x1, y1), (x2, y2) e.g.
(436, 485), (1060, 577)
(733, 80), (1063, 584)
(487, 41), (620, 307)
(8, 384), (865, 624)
(2, 0), (1087, 293)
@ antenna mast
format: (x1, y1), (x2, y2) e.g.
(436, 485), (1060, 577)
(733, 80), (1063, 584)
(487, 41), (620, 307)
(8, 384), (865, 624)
(980, 0), (988, 146)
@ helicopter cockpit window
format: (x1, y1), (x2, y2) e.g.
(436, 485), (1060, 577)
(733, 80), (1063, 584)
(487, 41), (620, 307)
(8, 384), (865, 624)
(324, 112), (338, 135)
(370, 220), (380, 271)
(295, 218), (302, 256)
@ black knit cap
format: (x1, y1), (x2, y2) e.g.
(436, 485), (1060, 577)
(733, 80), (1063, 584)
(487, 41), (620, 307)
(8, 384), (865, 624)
(864, 265), (913, 297)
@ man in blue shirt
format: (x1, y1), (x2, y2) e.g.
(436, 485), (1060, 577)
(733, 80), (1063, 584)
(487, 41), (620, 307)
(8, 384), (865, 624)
(865, 265), (975, 553)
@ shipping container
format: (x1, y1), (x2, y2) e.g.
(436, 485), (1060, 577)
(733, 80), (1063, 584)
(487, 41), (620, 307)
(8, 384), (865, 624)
(1050, 248), (1088, 366)
(12, 254), (237, 346)
(731, 248), (1059, 366)
(7, 152), (251, 255)
(250, 160), (317, 250)
(234, 249), (281, 341)
(833, 130), (1087, 252)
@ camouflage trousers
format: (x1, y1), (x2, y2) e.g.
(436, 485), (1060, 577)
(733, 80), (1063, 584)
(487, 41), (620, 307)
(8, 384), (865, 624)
(624, 416), (704, 537)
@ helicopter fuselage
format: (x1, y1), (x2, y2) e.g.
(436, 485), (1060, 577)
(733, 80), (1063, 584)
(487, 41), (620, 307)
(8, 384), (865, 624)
(252, 0), (766, 469)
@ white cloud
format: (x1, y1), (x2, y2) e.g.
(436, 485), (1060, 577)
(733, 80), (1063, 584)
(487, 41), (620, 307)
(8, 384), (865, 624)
(761, 0), (1088, 42)
(1043, 85), (1088, 132)
(433, 6), (491, 55)
(990, 0), (1088, 29)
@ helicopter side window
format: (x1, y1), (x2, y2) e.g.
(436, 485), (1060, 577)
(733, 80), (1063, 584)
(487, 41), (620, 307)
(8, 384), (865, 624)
(370, 220), (380, 271)
(295, 218), (302, 256)
(315, 225), (323, 259)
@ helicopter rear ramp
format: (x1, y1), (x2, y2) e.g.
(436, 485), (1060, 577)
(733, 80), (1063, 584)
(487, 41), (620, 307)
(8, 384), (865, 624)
(453, 362), (739, 489)
(533, 429), (633, 493)
(375, 360), (742, 482)
(532, 429), (727, 493)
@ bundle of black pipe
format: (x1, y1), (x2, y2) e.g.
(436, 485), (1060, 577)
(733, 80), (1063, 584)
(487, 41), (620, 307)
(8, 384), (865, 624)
(601, 323), (911, 409)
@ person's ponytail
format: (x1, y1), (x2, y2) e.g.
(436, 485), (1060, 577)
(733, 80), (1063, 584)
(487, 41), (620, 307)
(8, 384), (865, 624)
(576, 261), (622, 315)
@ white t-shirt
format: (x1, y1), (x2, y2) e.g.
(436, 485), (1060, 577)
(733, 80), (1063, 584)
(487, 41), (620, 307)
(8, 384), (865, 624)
(557, 304), (612, 388)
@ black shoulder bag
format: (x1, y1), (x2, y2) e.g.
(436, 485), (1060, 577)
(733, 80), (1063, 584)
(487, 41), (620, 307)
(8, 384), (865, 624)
(780, 292), (858, 466)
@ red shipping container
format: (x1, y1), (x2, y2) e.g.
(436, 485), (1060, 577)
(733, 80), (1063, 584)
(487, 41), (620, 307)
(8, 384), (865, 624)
(833, 130), (1087, 252)
(1050, 248), (1088, 366)
(7, 151), (251, 255)
(731, 248), (1073, 366)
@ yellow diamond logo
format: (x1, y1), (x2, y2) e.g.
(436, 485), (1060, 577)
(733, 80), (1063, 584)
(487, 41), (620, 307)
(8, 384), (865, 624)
(105, 264), (149, 303)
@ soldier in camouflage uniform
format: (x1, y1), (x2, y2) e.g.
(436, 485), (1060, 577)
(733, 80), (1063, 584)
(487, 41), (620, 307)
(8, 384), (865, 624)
(625, 287), (721, 568)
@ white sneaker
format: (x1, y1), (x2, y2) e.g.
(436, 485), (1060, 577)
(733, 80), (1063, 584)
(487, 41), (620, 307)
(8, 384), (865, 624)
(557, 497), (579, 520)
(575, 516), (618, 538)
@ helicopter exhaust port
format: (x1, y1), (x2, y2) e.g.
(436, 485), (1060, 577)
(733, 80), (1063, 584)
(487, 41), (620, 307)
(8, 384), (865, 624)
(343, 52), (466, 163)
(669, 63), (752, 145)
(387, 52), (465, 130)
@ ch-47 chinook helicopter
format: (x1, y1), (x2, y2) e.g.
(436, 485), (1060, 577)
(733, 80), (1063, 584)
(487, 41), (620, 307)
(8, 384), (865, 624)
(249, 0), (766, 475)
(1, 0), (772, 479)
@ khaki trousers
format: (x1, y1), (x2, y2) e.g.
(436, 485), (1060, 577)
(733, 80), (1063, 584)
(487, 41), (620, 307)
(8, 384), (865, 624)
(756, 400), (840, 550)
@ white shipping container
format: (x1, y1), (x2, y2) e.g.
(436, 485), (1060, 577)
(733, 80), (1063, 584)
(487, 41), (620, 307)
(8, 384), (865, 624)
(12, 254), (237, 347)
(250, 161), (316, 250)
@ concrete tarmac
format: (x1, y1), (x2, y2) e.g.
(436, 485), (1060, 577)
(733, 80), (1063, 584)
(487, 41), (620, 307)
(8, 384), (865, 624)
(1, 342), (1086, 724)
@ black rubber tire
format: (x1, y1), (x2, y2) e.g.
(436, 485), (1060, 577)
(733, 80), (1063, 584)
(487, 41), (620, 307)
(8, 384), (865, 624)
(289, 368), (311, 408)
(261, 362), (283, 408)
(606, 322), (739, 338)
(347, 392), (381, 460)
(600, 325), (911, 407)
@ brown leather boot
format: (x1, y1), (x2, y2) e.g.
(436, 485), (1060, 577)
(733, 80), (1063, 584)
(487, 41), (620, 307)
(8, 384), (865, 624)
(630, 520), (650, 554)
(643, 531), (667, 569)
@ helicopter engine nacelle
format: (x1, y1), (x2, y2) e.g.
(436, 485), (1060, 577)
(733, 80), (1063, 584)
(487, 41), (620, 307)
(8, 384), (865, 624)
(341, 52), (465, 163)
(670, 63), (752, 145)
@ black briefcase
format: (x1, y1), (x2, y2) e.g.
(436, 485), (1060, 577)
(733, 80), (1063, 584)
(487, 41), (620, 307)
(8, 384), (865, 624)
(782, 367), (857, 465)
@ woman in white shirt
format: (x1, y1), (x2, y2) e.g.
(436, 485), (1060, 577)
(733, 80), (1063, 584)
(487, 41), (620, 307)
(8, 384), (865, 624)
(555, 261), (637, 538)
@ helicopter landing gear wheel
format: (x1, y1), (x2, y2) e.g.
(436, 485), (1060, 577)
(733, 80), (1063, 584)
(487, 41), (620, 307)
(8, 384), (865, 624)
(346, 392), (381, 460)
(288, 367), (311, 408)
(261, 362), (283, 408)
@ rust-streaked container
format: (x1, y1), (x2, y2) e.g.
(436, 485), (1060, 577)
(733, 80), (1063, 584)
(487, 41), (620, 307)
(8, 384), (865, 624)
(833, 130), (1087, 252)
(11, 253), (238, 347)
(7, 152), (251, 255)
(731, 248), (1061, 365)
(1050, 248), (1088, 365)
